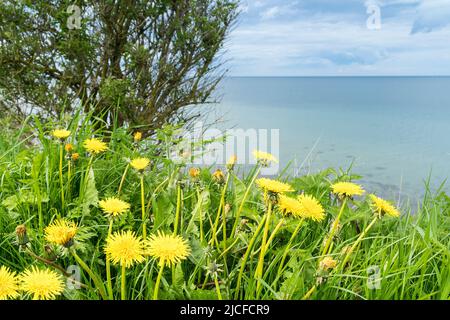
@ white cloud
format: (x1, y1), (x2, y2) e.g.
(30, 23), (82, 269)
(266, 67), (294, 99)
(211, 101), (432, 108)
(260, 6), (281, 19)
(227, 15), (450, 75)
(411, 0), (450, 34)
(254, 1), (266, 8)
(259, 2), (300, 20)
(225, 0), (450, 76)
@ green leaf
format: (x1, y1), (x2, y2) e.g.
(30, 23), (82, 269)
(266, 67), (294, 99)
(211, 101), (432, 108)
(189, 289), (218, 300)
(154, 191), (174, 229)
(173, 263), (185, 288)
(1, 189), (49, 211)
(81, 167), (99, 217)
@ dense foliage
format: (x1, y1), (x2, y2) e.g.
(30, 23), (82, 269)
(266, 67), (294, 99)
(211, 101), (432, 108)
(0, 0), (238, 131)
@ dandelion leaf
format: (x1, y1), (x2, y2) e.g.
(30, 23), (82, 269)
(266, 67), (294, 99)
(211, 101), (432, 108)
(81, 167), (99, 216)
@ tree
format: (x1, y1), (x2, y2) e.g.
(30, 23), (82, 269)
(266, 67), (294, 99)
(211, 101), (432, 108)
(0, 0), (238, 132)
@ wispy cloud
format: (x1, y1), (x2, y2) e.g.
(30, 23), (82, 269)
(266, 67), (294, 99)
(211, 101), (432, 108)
(226, 0), (450, 76)
(411, 0), (450, 34)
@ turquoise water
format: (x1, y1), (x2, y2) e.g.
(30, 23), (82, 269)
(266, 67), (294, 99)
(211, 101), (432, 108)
(213, 77), (450, 201)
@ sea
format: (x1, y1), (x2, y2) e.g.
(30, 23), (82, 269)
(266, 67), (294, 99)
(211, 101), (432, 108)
(210, 76), (450, 203)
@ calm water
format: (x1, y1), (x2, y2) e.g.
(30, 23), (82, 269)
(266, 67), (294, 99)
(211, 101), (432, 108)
(212, 77), (450, 201)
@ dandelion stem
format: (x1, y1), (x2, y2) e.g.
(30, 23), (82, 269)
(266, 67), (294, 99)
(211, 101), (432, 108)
(153, 263), (165, 300)
(210, 172), (230, 249)
(59, 144), (65, 212)
(201, 273), (210, 290)
(118, 163), (129, 195)
(322, 198), (347, 256)
(340, 216), (379, 269)
(121, 264), (126, 300)
(25, 248), (88, 289)
(275, 218), (304, 283)
(264, 218), (284, 252)
(302, 285), (317, 300)
(214, 275), (223, 300)
(256, 214), (283, 299)
(173, 183), (182, 235)
(106, 220), (114, 300)
(221, 173), (231, 251)
(81, 155), (94, 201)
(230, 166), (261, 239)
(67, 159), (71, 203)
(235, 215), (266, 299)
(71, 250), (107, 300)
(255, 201), (273, 296)
(196, 187), (204, 243)
(140, 175), (147, 240)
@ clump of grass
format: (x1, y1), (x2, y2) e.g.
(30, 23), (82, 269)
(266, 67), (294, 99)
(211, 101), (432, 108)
(0, 114), (449, 300)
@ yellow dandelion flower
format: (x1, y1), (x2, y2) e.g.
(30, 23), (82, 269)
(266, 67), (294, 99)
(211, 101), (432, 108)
(319, 256), (338, 271)
(105, 231), (145, 268)
(44, 219), (77, 247)
(227, 155), (237, 170)
(0, 266), (19, 300)
(331, 182), (365, 199)
(99, 197), (131, 218)
(130, 157), (150, 171)
(369, 194), (401, 218)
(146, 231), (191, 267)
(51, 129), (71, 140)
(83, 138), (108, 154)
(189, 167), (200, 179)
(212, 169), (225, 183)
(134, 131), (142, 142)
(253, 150), (278, 164)
(277, 195), (303, 217)
(20, 267), (64, 300)
(298, 194), (326, 222)
(256, 178), (293, 194)
(227, 155), (237, 166)
(71, 152), (80, 161)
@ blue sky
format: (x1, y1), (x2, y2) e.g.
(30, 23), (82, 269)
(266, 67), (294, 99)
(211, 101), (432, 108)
(226, 0), (450, 76)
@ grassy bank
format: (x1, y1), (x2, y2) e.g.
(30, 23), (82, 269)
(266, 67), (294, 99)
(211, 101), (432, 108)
(0, 115), (450, 300)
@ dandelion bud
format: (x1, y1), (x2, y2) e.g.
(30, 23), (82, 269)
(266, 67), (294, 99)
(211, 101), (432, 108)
(319, 256), (338, 272)
(204, 261), (224, 278)
(340, 245), (352, 256)
(267, 191), (280, 205)
(189, 167), (200, 179)
(224, 203), (231, 215)
(329, 219), (342, 233)
(134, 131), (142, 142)
(71, 153), (80, 161)
(44, 244), (58, 262)
(226, 155), (237, 171)
(64, 143), (73, 153)
(15, 224), (29, 246)
(253, 150), (278, 168)
(212, 169), (225, 184)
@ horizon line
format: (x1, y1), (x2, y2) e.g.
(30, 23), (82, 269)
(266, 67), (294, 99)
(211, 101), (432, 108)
(227, 75), (450, 78)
